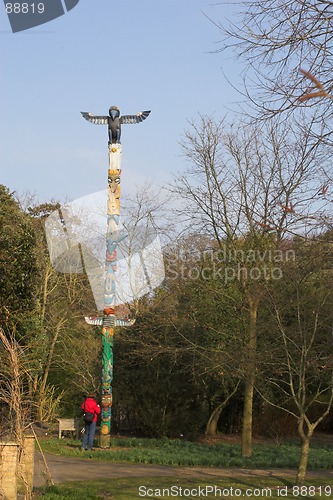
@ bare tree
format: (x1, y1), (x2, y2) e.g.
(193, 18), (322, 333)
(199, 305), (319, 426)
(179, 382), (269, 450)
(173, 114), (333, 456)
(120, 184), (175, 315)
(261, 240), (333, 483)
(217, 0), (333, 123)
(0, 328), (28, 441)
(0, 327), (34, 497)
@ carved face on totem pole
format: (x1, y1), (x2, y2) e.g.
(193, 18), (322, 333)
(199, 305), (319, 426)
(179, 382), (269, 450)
(107, 169), (121, 214)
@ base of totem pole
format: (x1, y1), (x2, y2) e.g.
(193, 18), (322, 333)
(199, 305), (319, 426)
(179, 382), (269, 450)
(99, 433), (111, 448)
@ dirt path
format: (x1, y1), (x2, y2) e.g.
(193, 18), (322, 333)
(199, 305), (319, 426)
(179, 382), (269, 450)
(33, 452), (333, 488)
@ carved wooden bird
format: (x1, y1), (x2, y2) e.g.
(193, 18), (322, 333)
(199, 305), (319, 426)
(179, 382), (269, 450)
(81, 106), (151, 144)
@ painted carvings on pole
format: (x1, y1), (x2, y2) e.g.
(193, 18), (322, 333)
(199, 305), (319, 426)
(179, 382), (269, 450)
(100, 144), (122, 437)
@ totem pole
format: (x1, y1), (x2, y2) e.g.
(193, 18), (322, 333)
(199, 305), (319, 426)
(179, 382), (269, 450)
(81, 106), (150, 447)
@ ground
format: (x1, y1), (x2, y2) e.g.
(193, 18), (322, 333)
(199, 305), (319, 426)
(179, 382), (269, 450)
(33, 451), (333, 487)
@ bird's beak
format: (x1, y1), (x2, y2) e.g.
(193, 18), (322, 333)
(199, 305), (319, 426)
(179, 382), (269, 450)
(110, 110), (118, 120)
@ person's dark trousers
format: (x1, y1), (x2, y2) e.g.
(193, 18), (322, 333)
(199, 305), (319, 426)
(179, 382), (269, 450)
(82, 421), (97, 450)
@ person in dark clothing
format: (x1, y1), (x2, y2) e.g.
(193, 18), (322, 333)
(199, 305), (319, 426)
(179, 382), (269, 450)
(81, 392), (101, 450)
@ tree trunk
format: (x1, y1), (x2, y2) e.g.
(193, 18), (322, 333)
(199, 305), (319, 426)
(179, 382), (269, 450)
(241, 296), (258, 457)
(205, 402), (224, 436)
(297, 436), (310, 485)
(40, 319), (66, 395)
(296, 417), (314, 485)
(37, 319), (67, 422)
(205, 382), (240, 436)
(242, 374), (254, 457)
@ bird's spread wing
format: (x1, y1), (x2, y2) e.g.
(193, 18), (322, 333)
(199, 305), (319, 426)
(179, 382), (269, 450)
(81, 112), (108, 125)
(120, 110), (151, 125)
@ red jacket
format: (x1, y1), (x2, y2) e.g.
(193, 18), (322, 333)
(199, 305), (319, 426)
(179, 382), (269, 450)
(81, 397), (101, 422)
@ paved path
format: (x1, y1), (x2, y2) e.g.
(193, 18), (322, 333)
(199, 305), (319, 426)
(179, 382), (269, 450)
(33, 452), (333, 488)
(34, 452), (179, 486)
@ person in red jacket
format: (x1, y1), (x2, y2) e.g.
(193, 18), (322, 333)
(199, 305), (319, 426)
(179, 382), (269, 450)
(81, 392), (101, 450)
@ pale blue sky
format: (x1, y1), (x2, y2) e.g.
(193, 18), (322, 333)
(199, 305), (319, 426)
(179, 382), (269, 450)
(0, 0), (243, 202)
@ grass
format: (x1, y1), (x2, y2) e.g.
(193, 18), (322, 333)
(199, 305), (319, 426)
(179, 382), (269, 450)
(33, 476), (333, 499)
(39, 435), (333, 470)
(34, 436), (333, 498)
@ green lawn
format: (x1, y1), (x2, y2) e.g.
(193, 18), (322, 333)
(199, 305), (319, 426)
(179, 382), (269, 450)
(34, 436), (333, 498)
(40, 435), (333, 470)
(34, 476), (333, 499)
